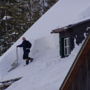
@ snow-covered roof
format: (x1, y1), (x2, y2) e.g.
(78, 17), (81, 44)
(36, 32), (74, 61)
(51, 19), (90, 33)
(0, 0), (90, 90)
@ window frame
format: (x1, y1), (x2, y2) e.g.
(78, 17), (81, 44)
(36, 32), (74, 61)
(64, 37), (70, 56)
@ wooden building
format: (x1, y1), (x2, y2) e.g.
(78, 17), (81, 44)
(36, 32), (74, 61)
(60, 34), (90, 90)
(51, 19), (90, 58)
(51, 19), (90, 90)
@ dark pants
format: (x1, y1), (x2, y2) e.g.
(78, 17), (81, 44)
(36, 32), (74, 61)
(23, 49), (30, 65)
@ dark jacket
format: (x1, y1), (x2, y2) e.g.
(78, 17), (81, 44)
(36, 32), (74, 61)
(17, 40), (32, 52)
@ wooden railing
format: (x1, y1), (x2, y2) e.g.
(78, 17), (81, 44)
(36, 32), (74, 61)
(59, 34), (90, 90)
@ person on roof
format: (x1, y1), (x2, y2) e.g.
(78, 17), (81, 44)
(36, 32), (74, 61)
(17, 37), (33, 65)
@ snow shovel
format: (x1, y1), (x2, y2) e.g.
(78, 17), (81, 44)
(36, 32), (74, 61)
(8, 48), (19, 72)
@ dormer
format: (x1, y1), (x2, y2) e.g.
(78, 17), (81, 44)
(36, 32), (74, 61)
(51, 19), (90, 58)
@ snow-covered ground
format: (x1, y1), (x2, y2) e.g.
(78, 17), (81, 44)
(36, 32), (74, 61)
(0, 0), (90, 90)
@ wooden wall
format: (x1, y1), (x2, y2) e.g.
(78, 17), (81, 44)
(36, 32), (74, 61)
(59, 35), (90, 90)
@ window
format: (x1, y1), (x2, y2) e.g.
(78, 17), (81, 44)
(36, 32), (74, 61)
(64, 37), (70, 56)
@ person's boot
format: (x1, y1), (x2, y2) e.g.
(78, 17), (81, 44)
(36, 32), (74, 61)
(30, 58), (33, 62)
(26, 60), (29, 65)
(28, 57), (33, 62)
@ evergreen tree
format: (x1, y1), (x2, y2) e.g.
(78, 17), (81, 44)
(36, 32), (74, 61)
(0, 0), (58, 56)
(0, 0), (28, 55)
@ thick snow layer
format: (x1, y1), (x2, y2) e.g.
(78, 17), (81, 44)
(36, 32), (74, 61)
(2, 35), (83, 90)
(78, 6), (90, 20)
(0, 0), (90, 90)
